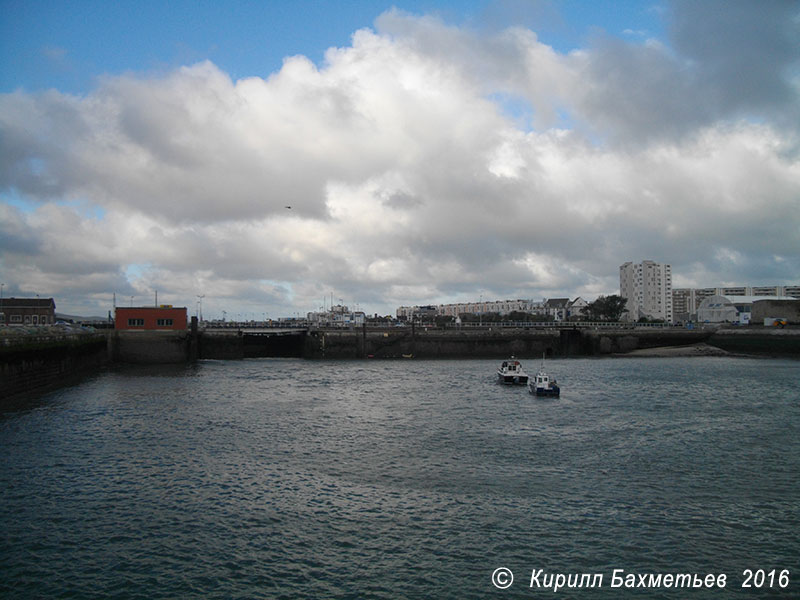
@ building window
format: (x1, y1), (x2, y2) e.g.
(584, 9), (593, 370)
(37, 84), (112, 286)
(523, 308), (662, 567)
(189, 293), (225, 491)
(128, 318), (145, 327)
(11, 315), (22, 323)
(156, 319), (174, 326)
(24, 315), (31, 324)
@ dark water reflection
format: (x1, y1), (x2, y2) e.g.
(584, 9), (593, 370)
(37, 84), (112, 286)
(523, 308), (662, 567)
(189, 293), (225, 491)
(2, 357), (799, 598)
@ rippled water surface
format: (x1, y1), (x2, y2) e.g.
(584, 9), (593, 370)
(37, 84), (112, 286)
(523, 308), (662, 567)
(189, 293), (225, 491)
(2, 357), (799, 598)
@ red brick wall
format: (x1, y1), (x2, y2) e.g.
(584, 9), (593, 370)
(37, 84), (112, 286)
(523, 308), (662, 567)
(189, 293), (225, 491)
(115, 307), (188, 330)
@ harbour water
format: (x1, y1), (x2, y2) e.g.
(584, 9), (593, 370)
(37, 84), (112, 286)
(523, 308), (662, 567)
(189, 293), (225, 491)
(2, 357), (799, 598)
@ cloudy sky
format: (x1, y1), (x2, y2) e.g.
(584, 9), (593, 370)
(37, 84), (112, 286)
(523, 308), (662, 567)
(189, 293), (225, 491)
(1, 0), (798, 319)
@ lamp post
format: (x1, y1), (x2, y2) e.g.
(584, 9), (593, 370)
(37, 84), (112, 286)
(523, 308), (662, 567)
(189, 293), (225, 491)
(196, 294), (205, 322)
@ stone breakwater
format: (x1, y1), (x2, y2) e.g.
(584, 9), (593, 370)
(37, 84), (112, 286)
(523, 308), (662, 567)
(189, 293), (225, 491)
(303, 327), (720, 359)
(2, 327), (796, 400)
(1, 332), (109, 400)
(306, 326), (799, 359)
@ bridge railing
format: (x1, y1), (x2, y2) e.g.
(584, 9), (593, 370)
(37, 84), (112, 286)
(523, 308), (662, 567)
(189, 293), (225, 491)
(377, 321), (674, 330)
(0, 332), (107, 347)
(200, 320), (685, 332)
(305, 321), (679, 331)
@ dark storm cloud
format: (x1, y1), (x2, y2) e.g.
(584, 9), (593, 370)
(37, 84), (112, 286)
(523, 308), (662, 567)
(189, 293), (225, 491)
(573, 0), (800, 145)
(669, 0), (800, 120)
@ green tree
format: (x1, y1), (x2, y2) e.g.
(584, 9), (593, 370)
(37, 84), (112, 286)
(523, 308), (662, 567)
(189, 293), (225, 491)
(586, 295), (628, 321)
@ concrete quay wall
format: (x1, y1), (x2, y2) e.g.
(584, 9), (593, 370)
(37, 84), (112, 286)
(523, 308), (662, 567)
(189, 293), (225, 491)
(582, 328), (715, 355)
(306, 327), (564, 359)
(3, 327), (795, 403)
(110, 330), (195, 363)
(707, 328), (800, 357)
(198, 331), (244, 359)
(103, 327), (797, 362)
(304, 327), (722, 359)
(1, 334), (109, 400)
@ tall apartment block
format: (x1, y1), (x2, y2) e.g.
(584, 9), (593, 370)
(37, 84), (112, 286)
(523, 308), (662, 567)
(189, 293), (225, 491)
(619, 260), (673, 322)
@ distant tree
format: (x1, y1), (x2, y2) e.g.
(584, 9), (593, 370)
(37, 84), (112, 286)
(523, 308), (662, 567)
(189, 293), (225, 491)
(434, 315), (454, 327)
(507, 310), (548, 321)
(637, 316), (665, 324)
(510, 311), (554, 322)
(586, 295), (628, 321)
(366, 315), (395, 325)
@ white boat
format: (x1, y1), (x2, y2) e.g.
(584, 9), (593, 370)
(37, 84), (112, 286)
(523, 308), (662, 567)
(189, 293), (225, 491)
(497, 357), (529, 384)
(528, 357), (560, 397)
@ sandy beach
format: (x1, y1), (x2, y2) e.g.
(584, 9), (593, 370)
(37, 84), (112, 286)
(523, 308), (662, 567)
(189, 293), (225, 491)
(615, 343), (730, 357)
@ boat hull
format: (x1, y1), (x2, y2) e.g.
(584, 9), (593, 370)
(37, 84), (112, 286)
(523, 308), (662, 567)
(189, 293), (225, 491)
(530, 386), (560, 397)
(498, 373), (529, 385)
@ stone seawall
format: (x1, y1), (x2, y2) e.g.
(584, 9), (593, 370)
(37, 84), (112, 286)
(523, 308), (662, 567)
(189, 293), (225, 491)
(707, 328), (800, 357)
(199, 331), (245, 359)
(3, 327), (793, 402)
(1, 334), (109, 400)
(111, 330), (193, 363)
(303, 327), (723, 359)
(305, 327), (565, 358)
(582, 328), (715, 355)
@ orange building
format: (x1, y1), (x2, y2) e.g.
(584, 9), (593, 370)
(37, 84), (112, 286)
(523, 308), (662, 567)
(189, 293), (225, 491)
(115, 306), (188, 330)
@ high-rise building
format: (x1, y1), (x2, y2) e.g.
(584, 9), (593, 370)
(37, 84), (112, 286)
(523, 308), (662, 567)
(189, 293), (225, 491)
(619, 260), (673, 322)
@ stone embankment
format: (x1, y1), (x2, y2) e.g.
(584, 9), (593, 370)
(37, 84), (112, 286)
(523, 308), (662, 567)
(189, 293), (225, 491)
(2, 325), (797, 401)
(706, 327), (800, 357)
(1, 330), (109, 399)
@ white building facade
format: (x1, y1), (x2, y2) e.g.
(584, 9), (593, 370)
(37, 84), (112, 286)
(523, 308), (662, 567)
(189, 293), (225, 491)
(398, 299), (545, 319)
(307, 305), (365, 327)
(674, 285), (800, 320)
(620, 260), (673, 322)
(696, 295), (797, 324)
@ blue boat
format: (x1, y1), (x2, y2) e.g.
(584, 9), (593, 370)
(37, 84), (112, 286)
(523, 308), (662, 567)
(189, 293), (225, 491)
(528, 357), (560, 397)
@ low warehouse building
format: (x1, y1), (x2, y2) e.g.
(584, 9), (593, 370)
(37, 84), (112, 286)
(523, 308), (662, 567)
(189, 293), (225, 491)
(751, 299), (800, 325)
(697, 295), (796, 325)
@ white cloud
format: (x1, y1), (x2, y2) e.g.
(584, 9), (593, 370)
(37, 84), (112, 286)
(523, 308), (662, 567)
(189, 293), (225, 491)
(1, 4), (798, 317)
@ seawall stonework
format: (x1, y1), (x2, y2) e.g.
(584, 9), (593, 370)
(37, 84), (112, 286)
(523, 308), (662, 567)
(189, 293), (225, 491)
(3, 327), (796, 402)
(1, 334), (109, 400)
